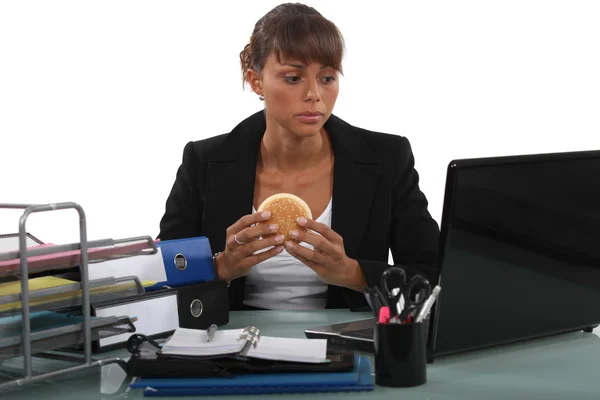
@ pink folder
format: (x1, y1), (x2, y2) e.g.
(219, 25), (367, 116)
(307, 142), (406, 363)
(0, 239), (158, 276)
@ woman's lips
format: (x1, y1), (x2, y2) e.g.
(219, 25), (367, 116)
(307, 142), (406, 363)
(296, 113), (324, 123)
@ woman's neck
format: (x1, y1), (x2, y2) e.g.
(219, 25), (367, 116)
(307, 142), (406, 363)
(259, 123), (332, 174)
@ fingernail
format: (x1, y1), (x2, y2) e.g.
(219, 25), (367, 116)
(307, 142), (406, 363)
(275, 235), (284, 242)
(297, 217), (307, 225)
(289, 230), (298, 238)
(285, 241), (294, 249)
(269, 224), (278, 231)
(275, 246), (284, 253)
(261, 211), (271, 219)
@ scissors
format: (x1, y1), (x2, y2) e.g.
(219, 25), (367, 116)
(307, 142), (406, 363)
(380, 267), (432, 322)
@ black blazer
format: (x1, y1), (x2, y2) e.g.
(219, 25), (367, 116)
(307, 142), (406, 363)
(157, 110), (440, 311)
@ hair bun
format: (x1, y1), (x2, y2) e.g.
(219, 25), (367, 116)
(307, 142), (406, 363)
(257, 193), (312, 241)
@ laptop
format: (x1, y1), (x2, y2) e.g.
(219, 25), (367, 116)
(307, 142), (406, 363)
(305, 149), (600, 361)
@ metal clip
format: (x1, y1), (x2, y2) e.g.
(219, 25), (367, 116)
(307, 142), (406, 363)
(237, 326), (260, 357)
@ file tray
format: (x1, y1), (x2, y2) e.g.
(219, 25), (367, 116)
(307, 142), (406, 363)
(0, 236), (158, 277)
(0, 233), (42, 284)
(0, 233), (43, 254)
(0, 311), (135, 361)
(0, 276), (145, 317)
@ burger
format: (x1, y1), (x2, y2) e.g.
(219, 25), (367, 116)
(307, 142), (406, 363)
(257, 193), (312, 241)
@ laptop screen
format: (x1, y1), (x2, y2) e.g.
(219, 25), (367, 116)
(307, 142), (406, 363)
(430, 150), (600, 357)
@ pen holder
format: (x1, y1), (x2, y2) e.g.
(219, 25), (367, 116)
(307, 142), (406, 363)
(374, 321), (427, 387)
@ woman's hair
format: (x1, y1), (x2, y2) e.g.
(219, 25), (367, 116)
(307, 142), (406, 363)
(239, 3), (345, 86)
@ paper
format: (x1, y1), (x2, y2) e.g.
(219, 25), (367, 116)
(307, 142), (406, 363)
(95, 293), (179, 347)
(0, 279), (144, 314)
(161, 328), (328, 363)
(88, 248), (167, 283)
(0, 276), (75, 296)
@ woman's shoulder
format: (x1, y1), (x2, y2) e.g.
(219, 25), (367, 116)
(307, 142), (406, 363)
(186, 133), (229, 155)
(185, 110), (265, 159)
(330, 114), (413, 157)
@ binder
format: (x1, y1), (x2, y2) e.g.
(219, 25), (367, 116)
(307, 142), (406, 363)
(148, 236), (215, 290)
(62, 289), (180, 353)
(87, 236), (216, 291)
(126, 339), (355, 379)
(175, 281), (229, 330)
(69, 280), (228, 353)
(158, 325), (326, 363)
(131, 355), (374, 396)
(91, 289), (180, 352)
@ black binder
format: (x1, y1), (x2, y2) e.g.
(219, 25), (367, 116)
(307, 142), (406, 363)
(175, 281), (229, 330)
(125, 331), (355, 378)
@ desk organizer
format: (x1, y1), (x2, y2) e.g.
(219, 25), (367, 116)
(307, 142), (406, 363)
(0, 202), (158, 390)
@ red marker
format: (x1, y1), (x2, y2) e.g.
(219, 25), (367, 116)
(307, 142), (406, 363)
(378, 306), (391, 324)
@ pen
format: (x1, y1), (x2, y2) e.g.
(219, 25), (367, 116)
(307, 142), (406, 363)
(364, 288), (374, 311)
(373, 286), (389, 308)
(365, 286), (383, 314)
(206, 324), (218, 342)
(415, 285), (441, 323)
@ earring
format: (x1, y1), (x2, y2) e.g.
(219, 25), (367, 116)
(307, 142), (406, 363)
(258, 95), (264, 101)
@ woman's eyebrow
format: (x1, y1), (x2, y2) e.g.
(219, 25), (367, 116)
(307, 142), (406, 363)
(281, 63), (331, 70)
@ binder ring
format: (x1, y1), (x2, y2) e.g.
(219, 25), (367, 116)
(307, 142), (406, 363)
(174, 253), (187, 270)
(190, 299), (203, 317)
(237, 326), (260, 357)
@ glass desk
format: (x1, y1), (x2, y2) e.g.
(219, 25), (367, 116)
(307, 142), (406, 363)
(2, 310), (599, 399)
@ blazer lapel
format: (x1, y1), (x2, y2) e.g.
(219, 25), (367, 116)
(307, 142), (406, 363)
(201, 111), (266, 252)
(202, 110), (383, 261)
(326, 115), (382, 259)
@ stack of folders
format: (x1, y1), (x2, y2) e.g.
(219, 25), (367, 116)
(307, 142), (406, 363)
(0, 234), (169, 353)
(88, 236), (229, 345)
(0, 275), (150, 354)
(127, 326), (374, 396)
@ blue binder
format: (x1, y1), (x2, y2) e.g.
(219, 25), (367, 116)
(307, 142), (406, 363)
(130, 355), (374, 396)
(146, 236), (215, 291)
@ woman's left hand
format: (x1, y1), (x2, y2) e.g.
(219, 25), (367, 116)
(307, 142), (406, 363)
(284, 217), (367, 292)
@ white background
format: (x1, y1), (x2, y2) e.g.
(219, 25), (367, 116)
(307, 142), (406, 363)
(1, 0), (599, 246)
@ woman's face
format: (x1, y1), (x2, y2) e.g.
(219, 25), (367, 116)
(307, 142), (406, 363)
(250, 53), (340, 138)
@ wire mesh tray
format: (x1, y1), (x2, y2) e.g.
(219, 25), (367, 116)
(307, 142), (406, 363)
(0, 235), (158, 278)
(0, 233), (44, 254)
(0, 312), (135, 360)
(0, 276), (145, 318)
(0, 234), (43, 284)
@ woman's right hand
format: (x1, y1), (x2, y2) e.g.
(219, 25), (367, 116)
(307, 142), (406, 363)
(214, 211), (284, 282)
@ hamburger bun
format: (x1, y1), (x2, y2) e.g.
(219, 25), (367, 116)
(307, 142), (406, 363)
(257, 193), (312, 241)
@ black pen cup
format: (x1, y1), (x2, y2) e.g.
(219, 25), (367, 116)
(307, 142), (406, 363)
(374, 321), (427, 387)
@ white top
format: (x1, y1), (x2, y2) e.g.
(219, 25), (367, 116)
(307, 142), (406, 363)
(243, 198), (332, 310)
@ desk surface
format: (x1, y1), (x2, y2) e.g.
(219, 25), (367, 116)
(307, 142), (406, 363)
(2, 309), (600, 399)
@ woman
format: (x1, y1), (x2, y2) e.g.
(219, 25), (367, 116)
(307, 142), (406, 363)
(158, 3), (440, 311)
